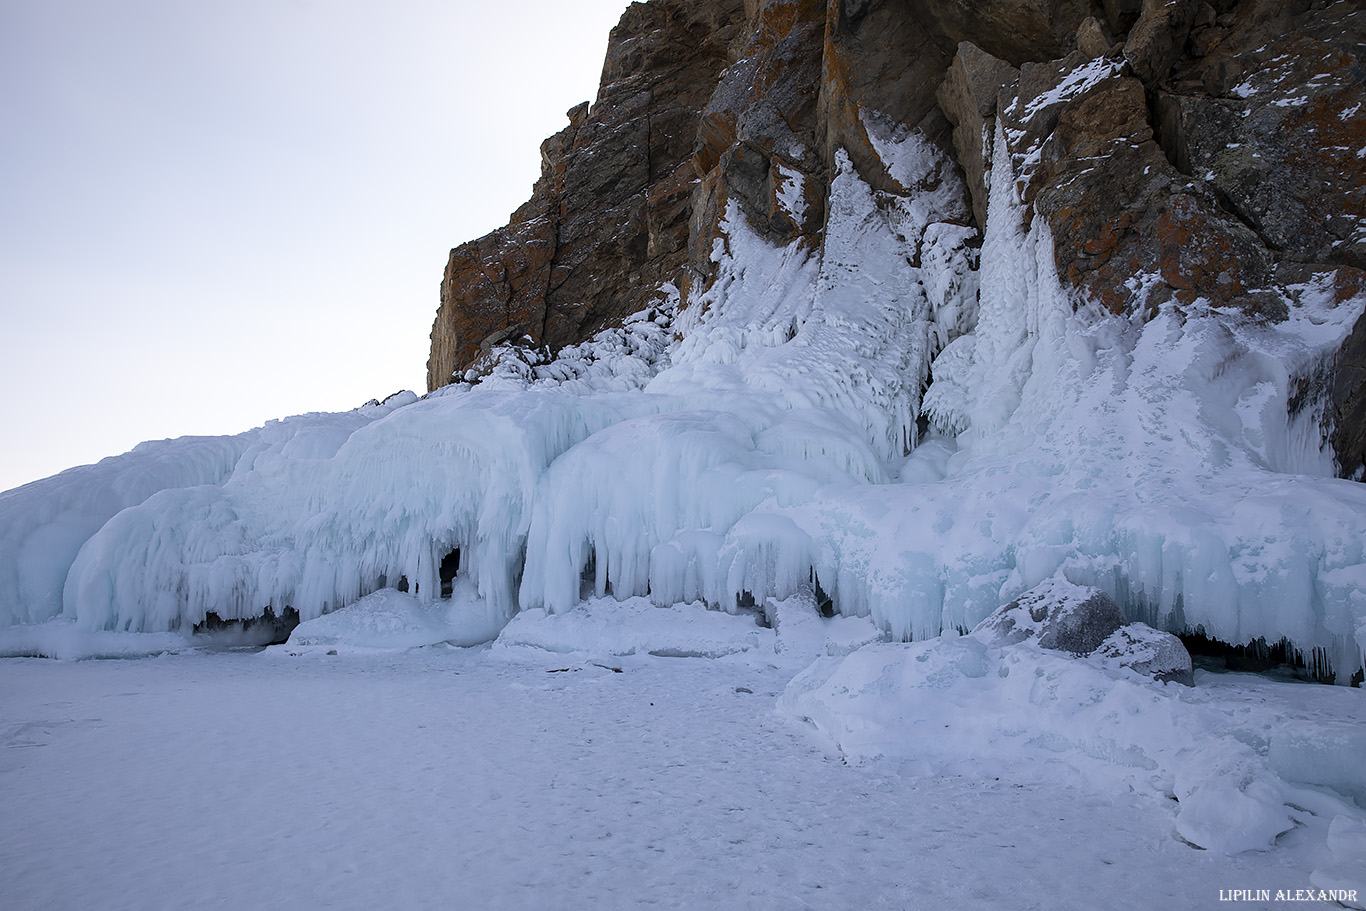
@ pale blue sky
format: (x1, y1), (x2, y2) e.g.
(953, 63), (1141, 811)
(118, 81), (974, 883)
(0, 0), (633, 491)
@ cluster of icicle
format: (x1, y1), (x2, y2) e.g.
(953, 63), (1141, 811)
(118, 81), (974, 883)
(3, 118), (1364, 679)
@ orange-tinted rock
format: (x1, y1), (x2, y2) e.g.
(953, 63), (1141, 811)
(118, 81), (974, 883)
(1026, 73), (1271, 315)
(429, 0), (1366, 479)
(427, 0), (745, 389)
(1159, 3), (1366, 271)
(427, 212), (558, 391)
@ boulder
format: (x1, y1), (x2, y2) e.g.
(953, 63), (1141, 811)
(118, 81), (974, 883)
(971, 577), (1127, 655)
(1122, 0), (1197, 84)
(1094, 623), (1195, 685)
(1074, 16), (1113, 58)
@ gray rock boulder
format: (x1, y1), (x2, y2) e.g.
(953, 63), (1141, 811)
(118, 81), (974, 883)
(971, 577), (1127, 655)
(1093, 623), (1195, 686)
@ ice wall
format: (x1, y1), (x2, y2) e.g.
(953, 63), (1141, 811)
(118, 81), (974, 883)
(2, 120), (1364, 678)
(60, 387), (667, 631)
(0, 409), (391, 628)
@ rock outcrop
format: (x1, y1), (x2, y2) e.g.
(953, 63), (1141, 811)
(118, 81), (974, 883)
(430, 0), (1366, 479)
(426, 0), (746, 389)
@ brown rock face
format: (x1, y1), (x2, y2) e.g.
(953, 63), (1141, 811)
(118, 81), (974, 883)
(427, 0), (745, 389)
(934, 0), (1365, 323)
(1020, 65), (1272, 315)
(428, 0), (1366, 480)
(936, 41), (1018, 229)
(686, 0), (831, 299)
(819, 0), (956, 190)
(690, 0), (966, 299)
(1157, 1), (1366, 272)
(1326, 270), (1366, 479)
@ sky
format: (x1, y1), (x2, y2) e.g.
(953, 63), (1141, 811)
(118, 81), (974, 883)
(0, 0), (633, 493)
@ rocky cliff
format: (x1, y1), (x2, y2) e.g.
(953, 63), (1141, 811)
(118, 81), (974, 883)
(429, 0), (1365, 473)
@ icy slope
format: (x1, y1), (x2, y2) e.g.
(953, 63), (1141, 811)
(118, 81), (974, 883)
(0, 398), (413, 627)
(60, 386), (672, 631)
(780, 624), (1366, 874)
(1, 122), (1364, 680)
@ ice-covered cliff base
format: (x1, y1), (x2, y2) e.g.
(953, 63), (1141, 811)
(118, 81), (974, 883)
(4, 129), (1362, 683)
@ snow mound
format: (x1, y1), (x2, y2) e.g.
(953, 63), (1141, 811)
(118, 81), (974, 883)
(780, 635), (1366, 857)
(280, 582), (503, 652)
(1268, 721), (1366, 808)
(494, 597), (773, 659)
(1312, 815), (1366, 907)
(0, 619), (190, 660)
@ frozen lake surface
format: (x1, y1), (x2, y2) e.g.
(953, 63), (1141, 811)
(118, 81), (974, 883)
(1, 644), (1350, 910)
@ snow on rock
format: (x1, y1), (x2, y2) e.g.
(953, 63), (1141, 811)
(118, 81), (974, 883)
(458, 290), (678, 394)
(970, 576), (1126, 654)
(1093, 623), (1194, 686)
(494, 596), (773, 659)
(771, 160), (808, 227)
(780, 634), (1366, 856)
(653, 144), (970, 463)
(279, 582), (503, 653)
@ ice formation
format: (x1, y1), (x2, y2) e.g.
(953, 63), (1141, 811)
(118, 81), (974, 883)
(778, 622), (1366, 863)
(2, 120), (1365, 684)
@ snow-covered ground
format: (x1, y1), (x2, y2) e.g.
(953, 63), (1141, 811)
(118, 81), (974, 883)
(0, 651), (1346, 911)
(3, 597), (1362, 910)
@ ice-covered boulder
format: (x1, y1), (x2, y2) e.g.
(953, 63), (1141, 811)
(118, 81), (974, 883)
(1093, 623), (1194, 686)
(973, 579), (1194, 684)
(971, 577), (1126, 655)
